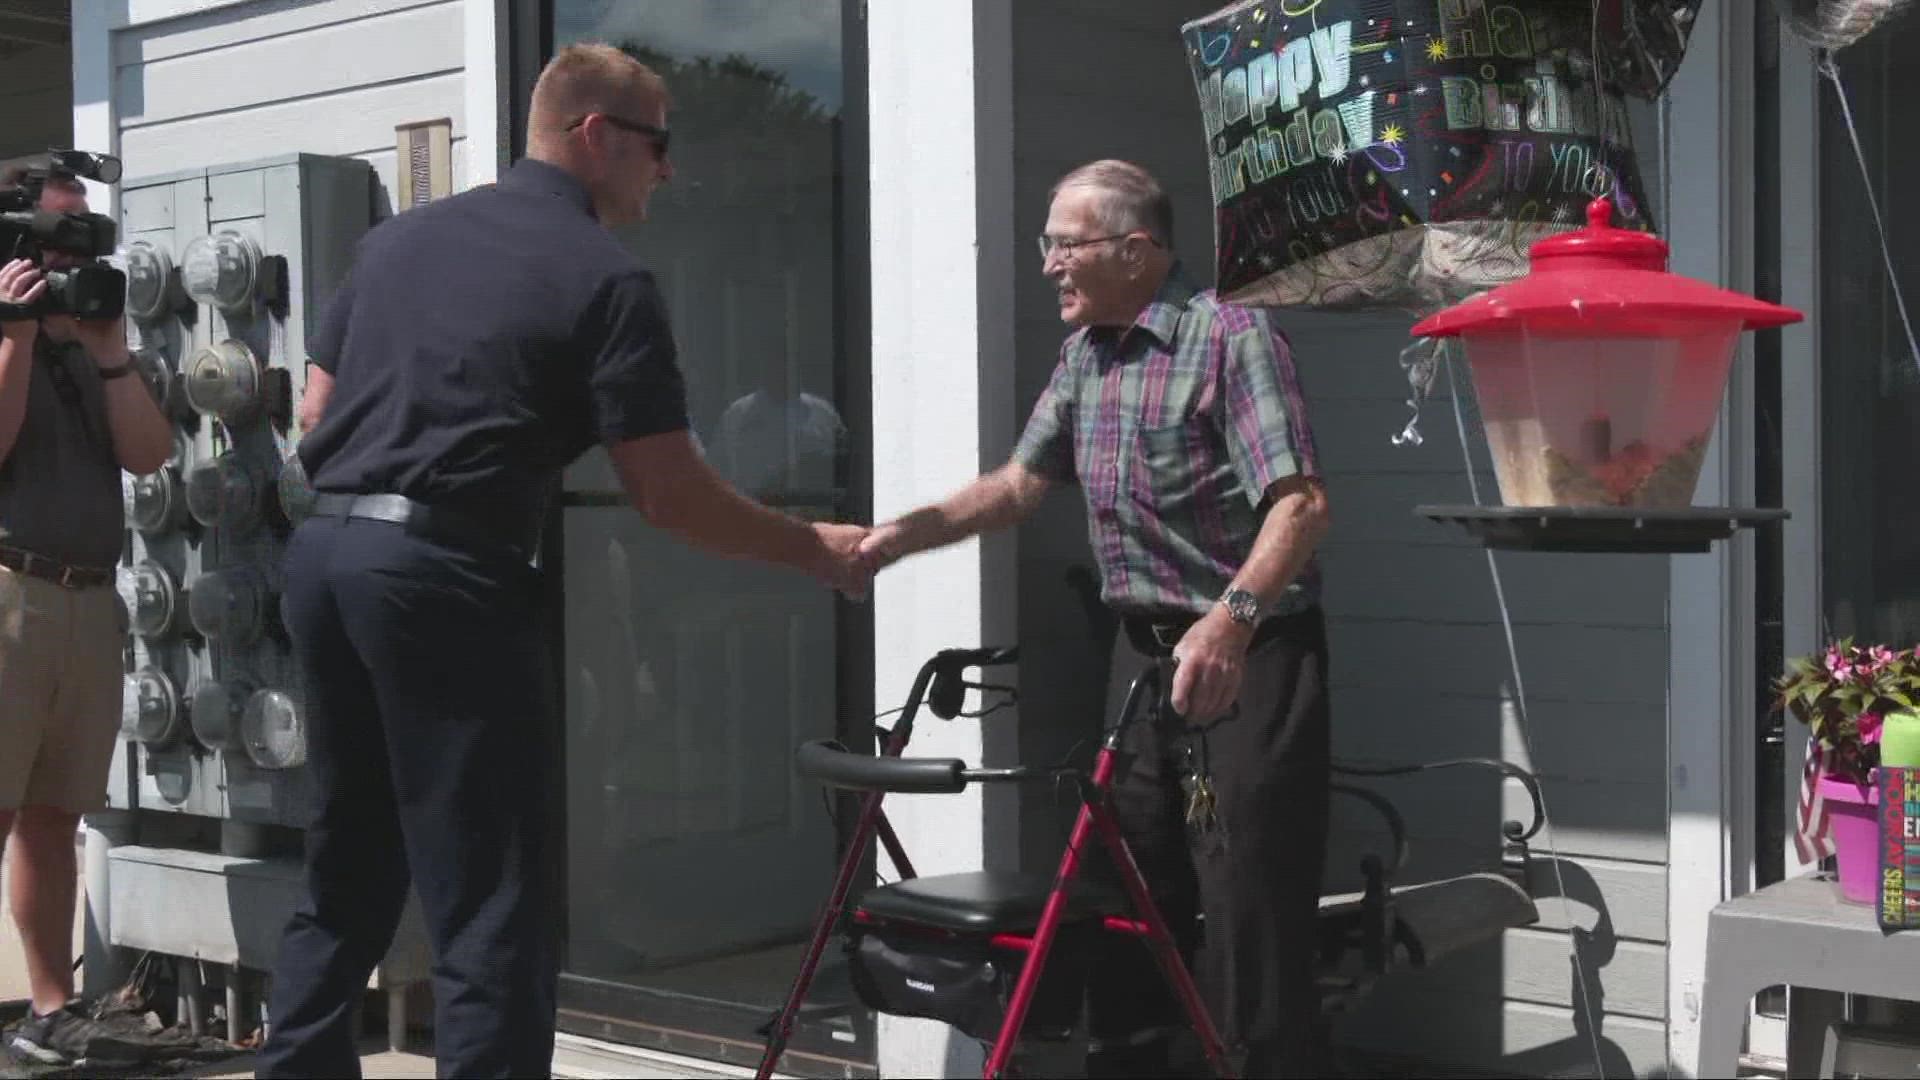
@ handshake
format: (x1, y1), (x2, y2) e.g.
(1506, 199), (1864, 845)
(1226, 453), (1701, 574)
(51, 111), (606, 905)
(808, 521), (906, 602)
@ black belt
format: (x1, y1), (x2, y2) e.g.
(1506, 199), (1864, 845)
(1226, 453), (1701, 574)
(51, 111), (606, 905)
(308, 493), (540, 561)
(0, 544), (113, 589)
(1122, 609), (1300, 658)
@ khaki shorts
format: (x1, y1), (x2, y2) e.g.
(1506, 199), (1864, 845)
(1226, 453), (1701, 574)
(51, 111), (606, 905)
(0, 566), (124, 813)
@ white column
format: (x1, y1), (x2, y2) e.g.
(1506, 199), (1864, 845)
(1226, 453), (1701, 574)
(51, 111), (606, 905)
(868, 0), (1015, 1075)
(464, 0), (505, 188)
(1664, 0), (1759, 1073)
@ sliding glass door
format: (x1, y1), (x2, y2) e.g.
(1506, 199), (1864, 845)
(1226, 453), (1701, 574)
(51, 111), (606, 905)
(536, 2), (872, 1072)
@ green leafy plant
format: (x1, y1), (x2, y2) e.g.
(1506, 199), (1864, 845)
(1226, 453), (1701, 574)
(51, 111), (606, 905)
(1774, 638), (1920, 782)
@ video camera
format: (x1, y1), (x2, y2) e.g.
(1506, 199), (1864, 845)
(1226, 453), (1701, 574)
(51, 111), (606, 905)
(0, 149), (126, 322)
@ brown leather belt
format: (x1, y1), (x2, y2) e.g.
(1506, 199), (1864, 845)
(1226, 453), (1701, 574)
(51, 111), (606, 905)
(0, 544), (114, 589)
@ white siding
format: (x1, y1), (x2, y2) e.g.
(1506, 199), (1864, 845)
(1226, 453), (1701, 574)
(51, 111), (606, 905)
(111, 0), (468, 215)
(871, 0), (1019, 1073)
(0, 44), (73, 161)
(1008, 1), (1671, 1075)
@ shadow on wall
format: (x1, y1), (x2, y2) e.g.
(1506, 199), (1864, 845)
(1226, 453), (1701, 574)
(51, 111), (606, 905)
(1501, 855), (1638, 1080)
(1330, 844), (1639, 1078)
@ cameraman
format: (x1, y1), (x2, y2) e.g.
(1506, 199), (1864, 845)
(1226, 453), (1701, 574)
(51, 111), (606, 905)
(0, 162), (171, 1067)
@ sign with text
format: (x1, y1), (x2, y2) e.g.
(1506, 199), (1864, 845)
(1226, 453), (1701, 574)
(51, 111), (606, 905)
(1879, 766), (1920, 930)
(1182, 0), (1663, 311)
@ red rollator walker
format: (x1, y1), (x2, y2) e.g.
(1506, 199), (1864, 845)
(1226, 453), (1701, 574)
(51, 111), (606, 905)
(755, 646), (1235, 1079)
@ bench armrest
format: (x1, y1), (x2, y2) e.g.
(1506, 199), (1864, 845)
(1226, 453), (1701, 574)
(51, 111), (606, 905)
(1330, 781), (1410, 881)
(1331, 757), (1546, 881)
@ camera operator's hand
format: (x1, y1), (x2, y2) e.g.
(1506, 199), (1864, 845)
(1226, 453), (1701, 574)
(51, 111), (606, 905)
(24, 256), (129, 364)
(0, 260), (47, 332)
(65, 310), (131, 369)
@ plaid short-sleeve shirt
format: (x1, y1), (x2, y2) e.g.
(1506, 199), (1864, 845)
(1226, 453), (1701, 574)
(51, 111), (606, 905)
(1012, 267), (1321, 619)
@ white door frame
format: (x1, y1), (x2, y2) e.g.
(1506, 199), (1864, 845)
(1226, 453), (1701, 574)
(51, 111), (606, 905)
(867, 0), (1019, 1075)
(1663, 0), (1761, 1073)
(463, 0), (505, 187)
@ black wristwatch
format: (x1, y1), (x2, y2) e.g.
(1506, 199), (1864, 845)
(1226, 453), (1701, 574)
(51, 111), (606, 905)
(1219, 586), (1260, 626)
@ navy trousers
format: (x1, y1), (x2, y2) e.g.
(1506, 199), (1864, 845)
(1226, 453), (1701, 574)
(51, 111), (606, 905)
(257, 515), (559, 1079)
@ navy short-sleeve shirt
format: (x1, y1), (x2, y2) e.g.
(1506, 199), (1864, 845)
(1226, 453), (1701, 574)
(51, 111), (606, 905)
(298, 158), (689, 529)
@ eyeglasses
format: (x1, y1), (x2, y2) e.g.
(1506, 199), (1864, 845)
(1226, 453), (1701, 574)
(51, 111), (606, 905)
(1036, 233), (1137, 261)
(565, 113), (671, 156)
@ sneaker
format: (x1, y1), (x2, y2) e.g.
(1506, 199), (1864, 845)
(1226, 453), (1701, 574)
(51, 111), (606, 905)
(6, 1003), (151, 1067)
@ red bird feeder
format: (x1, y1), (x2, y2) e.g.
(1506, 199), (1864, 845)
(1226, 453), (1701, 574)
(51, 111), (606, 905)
(1413, 197), (1802, 552)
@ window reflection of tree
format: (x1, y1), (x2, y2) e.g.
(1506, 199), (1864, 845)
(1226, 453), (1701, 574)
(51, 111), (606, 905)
(612, 42), (848, 514)
(567, 43), (846, 968)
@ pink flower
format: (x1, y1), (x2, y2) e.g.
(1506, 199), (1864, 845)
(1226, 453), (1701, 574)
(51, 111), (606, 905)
(1860, 712), (1885, 745)
(1827, 649), (1846, 674)
(1870, 645), (1897, 670)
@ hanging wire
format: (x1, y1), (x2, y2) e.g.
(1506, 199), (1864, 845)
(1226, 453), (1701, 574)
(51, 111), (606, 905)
(1816, 50), (1920, 380)
(1444, 345), (1606, 1079)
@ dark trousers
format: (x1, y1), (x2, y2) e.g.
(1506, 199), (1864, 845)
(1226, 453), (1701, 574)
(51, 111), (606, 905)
(1086, 607), (1331, 1078)
(258, 515), (559, 1079)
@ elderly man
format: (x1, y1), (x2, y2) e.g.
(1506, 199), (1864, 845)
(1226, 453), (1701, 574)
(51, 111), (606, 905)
(257, 44), (869, 1079)
(860, 159), (1331, 1077)
(0, 158), (173, 1067)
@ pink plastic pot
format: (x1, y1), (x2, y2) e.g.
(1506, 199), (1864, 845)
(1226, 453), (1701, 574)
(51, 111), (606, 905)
(1817, 773), (1882, 904)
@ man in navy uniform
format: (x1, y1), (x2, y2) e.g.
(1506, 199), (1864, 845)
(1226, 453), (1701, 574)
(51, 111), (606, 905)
(257, 44), (870, 1079)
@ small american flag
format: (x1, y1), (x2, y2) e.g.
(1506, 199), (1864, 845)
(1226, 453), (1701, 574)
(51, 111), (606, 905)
(1795, 739), (1835, 864)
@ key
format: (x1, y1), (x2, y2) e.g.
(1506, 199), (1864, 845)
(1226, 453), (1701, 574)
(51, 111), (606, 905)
(1181, 735), (1219, 833)
(1185, 772), (1217, 831)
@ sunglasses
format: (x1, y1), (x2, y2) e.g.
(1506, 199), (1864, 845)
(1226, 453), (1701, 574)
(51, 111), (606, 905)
(565, 113), (671, 156)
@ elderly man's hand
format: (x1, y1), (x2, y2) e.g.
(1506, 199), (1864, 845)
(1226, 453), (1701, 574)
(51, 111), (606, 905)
(1170, 607), (1255, 723)
(812, 522), (873, 601)
(856, 520), (905, 574)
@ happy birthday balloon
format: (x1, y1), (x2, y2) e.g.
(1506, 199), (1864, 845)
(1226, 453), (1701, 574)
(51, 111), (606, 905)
(1183, 0), (1673, 311)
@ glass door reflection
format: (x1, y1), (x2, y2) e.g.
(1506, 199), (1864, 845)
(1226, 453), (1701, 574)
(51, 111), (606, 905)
(548, 1), (870, 1072)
